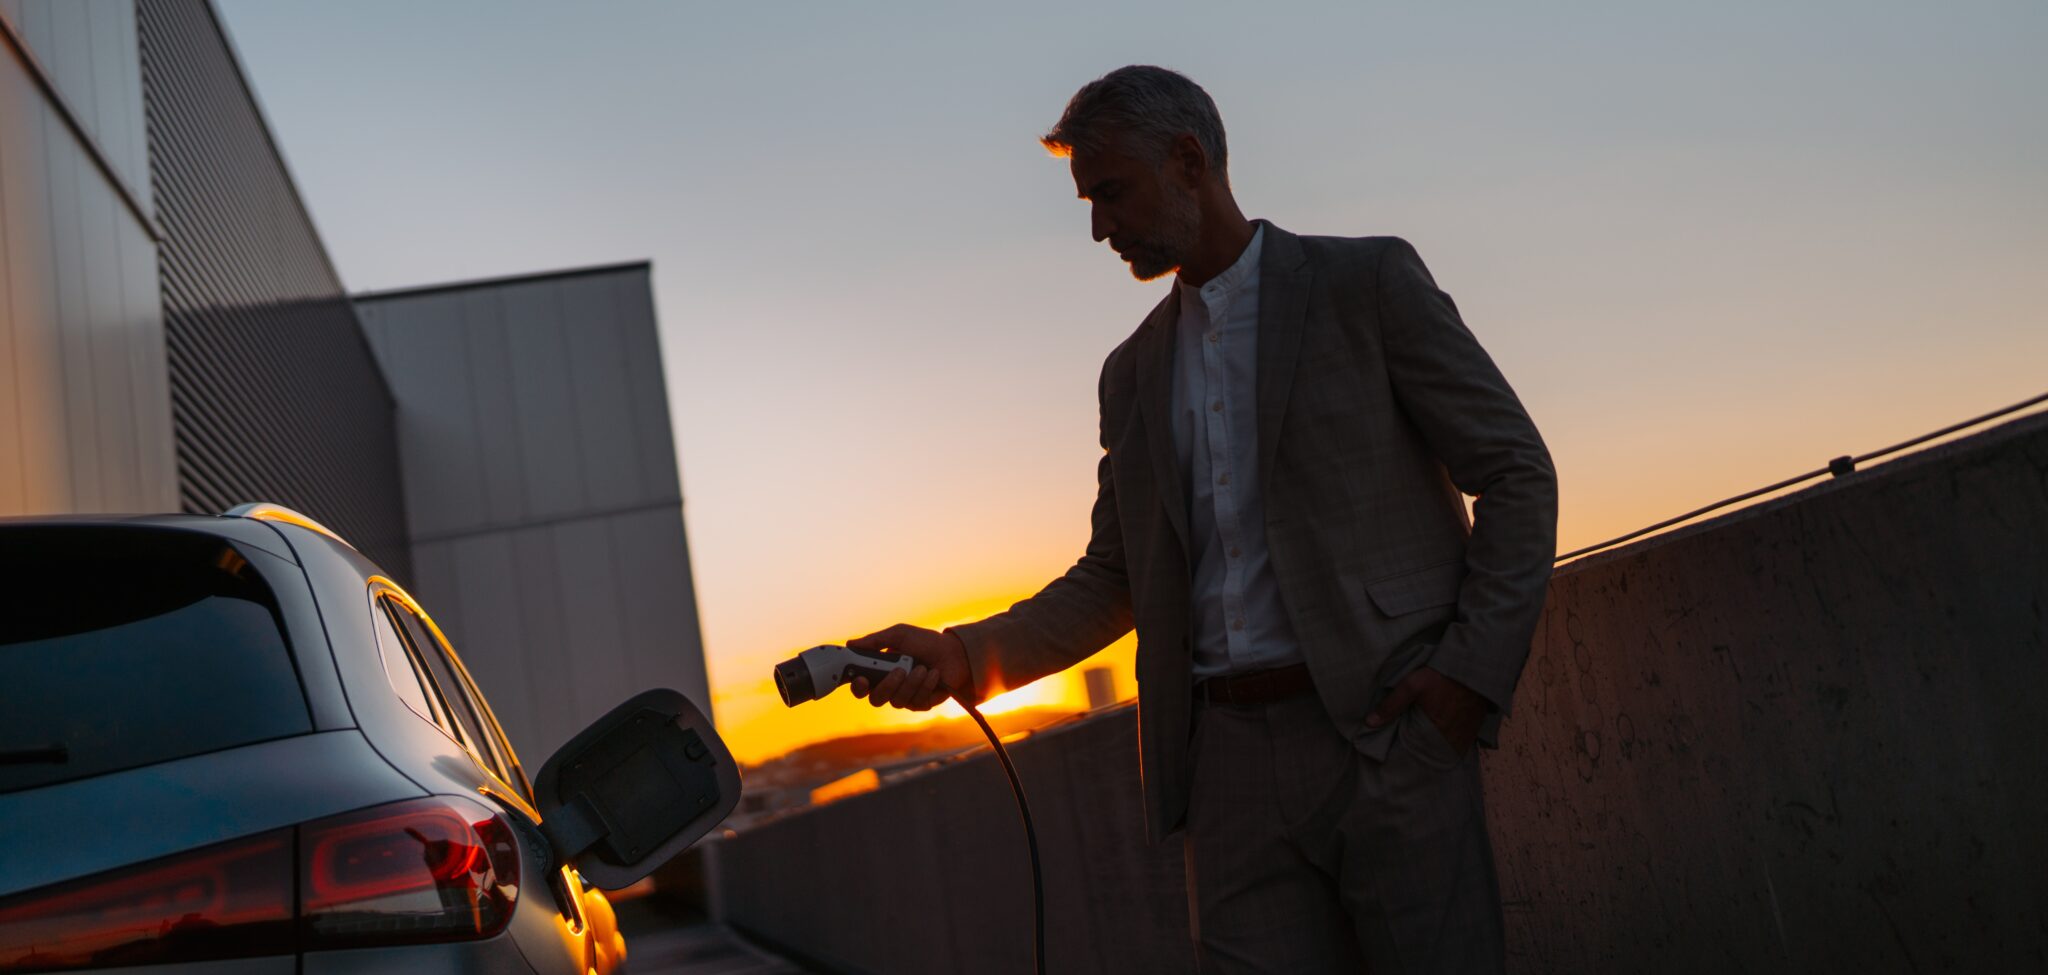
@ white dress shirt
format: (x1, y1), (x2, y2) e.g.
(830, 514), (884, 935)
(1168, 224), (1305, 679)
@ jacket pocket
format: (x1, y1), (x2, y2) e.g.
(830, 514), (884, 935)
(1363, 559), (1465, 617)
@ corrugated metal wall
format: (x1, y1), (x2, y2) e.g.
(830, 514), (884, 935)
(356, 264), (711, 760)
(134, 0), (411, 577)
(0, 0), (176, 515)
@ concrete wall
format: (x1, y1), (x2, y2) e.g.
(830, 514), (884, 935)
(709, 413), (2048, 974)
(0, 0), (176, 516)
(355, 264), (712, 763)
(714, 704), (1194, 974)
(1485, 412), (2046, 972)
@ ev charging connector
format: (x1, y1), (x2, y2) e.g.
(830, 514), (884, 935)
(773, 644), (915, 707)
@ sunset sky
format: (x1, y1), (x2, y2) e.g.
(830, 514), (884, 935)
(217, 0), (2047, 764)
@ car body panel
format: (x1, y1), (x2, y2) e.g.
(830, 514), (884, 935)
(0, 730), (421, 897)
(267, 521), (602, 972)
(240, 534), (356, 731)
(501, 866), (597, 975)
(276, 523), (515, 810)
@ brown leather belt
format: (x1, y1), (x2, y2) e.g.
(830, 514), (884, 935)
(1195, 662), (1314, 705)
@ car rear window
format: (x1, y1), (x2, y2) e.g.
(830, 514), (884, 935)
(0, 526), (312, 793)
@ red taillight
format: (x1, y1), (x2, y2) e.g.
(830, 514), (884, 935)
(300, 795), (520, 948)
(0, 830), (294, 972)
(0, 796), (522, 972)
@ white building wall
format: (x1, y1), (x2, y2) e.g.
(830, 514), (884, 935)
(355, 264), (710, 760)
(0, 0), (175, 516)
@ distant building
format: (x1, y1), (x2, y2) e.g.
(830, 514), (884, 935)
(1083, 665), (1118, 709)
(355, 265), (710, 756)
(0, 0), (709, 757)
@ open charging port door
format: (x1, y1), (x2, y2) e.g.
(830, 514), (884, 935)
(531, 688), (741, 890)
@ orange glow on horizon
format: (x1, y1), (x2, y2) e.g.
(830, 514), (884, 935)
(955, 679), (1074, 718)
(715, 584), (1138, 766)
(809, 768), (880, 805)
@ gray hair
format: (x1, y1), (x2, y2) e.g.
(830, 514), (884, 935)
(1042, 65), (1228, 179)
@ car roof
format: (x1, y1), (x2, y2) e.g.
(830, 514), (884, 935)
(0, 512), (307, 565)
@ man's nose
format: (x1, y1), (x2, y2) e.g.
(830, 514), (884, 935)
(1091, 206), (1114, 243)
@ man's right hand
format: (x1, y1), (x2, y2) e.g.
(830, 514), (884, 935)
(846, 624), (972, 711)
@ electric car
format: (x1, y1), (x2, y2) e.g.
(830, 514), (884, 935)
(0, 505), (737, 974)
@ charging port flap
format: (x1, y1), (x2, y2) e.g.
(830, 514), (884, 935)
(531, 689), (741, 890)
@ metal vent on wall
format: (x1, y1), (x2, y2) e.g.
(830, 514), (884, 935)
(136, 0), (411, 579)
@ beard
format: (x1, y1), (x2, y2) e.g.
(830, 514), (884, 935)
(1120, 183), (1203, 281)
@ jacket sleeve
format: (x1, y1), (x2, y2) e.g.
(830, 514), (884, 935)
(1375, 237), (1558, 714)
(946, 362), (1136, 703)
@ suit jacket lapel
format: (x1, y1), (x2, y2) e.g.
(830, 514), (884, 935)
(1133, 290), (1190, 555)
(1256, 223), (1311, 492)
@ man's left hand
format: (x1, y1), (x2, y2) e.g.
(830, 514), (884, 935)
(1365, 666), (1489, 756)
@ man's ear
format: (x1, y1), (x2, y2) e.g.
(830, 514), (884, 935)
(1170, 133), (1209, 186)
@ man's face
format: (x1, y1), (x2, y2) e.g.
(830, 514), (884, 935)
(1070, 142), (1202, 282)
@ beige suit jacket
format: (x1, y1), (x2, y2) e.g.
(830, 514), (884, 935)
(950, 222), (1558, 839)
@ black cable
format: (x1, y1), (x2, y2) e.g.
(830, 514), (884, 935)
(950, 690), (1045, 975)
(1554, 388), (2048, 564)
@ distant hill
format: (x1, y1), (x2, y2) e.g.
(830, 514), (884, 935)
(742, 707), (1076, 795)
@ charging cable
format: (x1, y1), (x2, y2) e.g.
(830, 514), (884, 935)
(774, 645), (1046, 975)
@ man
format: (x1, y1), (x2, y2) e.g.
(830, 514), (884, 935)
(849, 65), (1556, 973)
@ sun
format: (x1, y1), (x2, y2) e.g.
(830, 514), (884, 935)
(942, 677), (1076, 718)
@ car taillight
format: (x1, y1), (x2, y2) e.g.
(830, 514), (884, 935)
(0, 796), (522, 972)
(0, 829), (294, 972)
(299, 795), (520, 948)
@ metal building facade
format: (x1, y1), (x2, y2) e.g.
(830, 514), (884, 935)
(356, 264), (711, 759)
(135, 0), (412, 577)
(0, 0), (177, 515)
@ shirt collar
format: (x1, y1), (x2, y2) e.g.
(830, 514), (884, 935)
(1178, 222), (1266, 305)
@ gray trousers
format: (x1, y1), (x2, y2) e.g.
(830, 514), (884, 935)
(1183, 693), (1505, 974)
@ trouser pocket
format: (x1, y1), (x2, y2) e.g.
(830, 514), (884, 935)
(1397, 707), (1463, 771)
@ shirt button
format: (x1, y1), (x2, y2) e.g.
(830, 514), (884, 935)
(1217, 473), (1230, 486)
(1211, 400), (1223, 413)
(1231, 619), (1246, 631)
(1207, 332), (1219, 343)
(1229, 547), (1241, 558)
